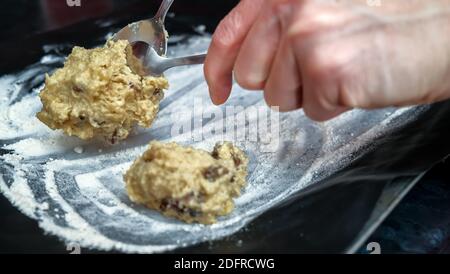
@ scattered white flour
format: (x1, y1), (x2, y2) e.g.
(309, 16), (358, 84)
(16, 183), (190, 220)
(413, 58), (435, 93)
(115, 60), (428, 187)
(0, 35), (427, 253)
(74, 146), (84, 154)
(194, 25), (207, 34)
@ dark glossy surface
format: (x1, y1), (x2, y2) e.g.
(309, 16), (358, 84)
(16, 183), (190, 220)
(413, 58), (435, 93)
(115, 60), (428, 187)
(0, 0), (449, 254)
(0, 0), (238, 74)
(361, 162), (450, 254)
(172, 100), (450, 254)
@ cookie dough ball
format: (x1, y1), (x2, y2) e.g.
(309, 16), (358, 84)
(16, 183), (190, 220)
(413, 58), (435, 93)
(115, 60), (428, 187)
(124, 141), (248, 224)
(37, 40), (168, 144)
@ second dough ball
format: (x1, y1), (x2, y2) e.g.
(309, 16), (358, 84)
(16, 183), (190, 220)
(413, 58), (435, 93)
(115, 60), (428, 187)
(124, 141), (248, 224)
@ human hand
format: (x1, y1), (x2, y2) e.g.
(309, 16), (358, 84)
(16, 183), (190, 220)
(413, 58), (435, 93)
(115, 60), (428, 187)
(204, 0), (450, 121)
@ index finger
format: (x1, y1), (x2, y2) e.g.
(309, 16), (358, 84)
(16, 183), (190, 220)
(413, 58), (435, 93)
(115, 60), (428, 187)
(204, 0), (265, 105)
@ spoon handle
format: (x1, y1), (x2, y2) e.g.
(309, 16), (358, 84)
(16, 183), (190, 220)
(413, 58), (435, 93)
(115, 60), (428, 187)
(155, 0), (175, 23)
(160, 54), (207, 72)
(170, 54), (206, 66)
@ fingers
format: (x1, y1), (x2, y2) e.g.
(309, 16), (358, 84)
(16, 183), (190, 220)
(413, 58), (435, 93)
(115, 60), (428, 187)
(234, 1), (281, 90)
(264, 35), (303, 112)
(206, 0), (354, 121)
(301, 73), (350, 121)
(271, 1), (353, 120)
(291, 36), (351, 121)
(204, 0), (265, 105)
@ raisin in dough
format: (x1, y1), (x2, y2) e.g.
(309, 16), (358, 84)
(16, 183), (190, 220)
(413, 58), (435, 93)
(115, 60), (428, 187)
(37, 40), (168, 144)
(124, 141), (248, 224)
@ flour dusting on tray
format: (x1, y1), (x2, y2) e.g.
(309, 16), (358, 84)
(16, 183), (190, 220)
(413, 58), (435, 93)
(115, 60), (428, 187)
(0, 35), (426, 253)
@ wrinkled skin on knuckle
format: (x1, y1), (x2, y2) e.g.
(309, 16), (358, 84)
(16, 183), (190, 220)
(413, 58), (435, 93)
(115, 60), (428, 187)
(268, 0), (298, 24)
(213, 0), (265, 49)
(213, 16), (242, 51)
(305, 41), (350, 84)
(288, 0), (349, 37)
(303, 32), (369, 106)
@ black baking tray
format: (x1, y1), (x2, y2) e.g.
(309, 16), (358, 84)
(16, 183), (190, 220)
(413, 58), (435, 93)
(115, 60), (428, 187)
(1, 0), (450, 253)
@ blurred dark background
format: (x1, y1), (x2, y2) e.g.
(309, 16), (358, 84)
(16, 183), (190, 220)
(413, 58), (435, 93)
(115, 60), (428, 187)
(0, 0), (449, 254)
(0, 0), (238, 39)
(0, 0), (239, 73)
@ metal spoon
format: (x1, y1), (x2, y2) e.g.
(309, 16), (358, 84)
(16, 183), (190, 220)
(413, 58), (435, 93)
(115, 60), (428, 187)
(113, 0), (206, 76)
(125, 41), (206, 76)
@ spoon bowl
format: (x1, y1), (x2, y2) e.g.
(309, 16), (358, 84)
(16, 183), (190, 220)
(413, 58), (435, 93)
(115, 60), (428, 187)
(113, 0), (206, 77)
(113, 0), (174, 56)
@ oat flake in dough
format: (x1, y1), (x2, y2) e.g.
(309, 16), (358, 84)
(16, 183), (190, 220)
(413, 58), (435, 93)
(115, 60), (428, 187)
(37, 40), (168, 144)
